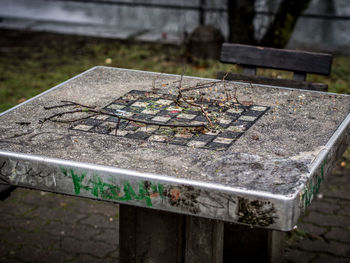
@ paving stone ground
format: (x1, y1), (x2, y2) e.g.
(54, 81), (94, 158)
(0, 154), (349, 263)
(0, 188), (119, 263)
(284, 154), (350, 263)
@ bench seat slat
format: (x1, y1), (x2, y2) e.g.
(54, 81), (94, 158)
(220, 43), (333, 76)
(217, 71), (328, 92)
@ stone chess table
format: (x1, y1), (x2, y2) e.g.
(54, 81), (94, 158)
(0, 67), (349, 262)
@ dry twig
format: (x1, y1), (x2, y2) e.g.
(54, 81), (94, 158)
(42, 101), (208, 130)
(175, 73), (214, 128)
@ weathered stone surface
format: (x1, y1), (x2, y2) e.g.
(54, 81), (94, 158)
(72, 199), (118, 217)
(325, 228), (350, 243)
(297, 222), (329, 237)
(0, 241), (19, 258)
(61, 236), (115, 258)
(294, 239), (350, 257)
(303, 211), (350, 228)
(0, 215), (46, 231)
(0, 67), (349, 231)
(93, 229), (118, 244)
(71, 255), (118, 263)
(1, 67), (349, 196)
(0, 201), (38, 217)
(0, 231), (61, 249)
(338, 200), (350, 216)
(284, 249), (317, 263)
(314, 254), (350, 263)
(0, 188), (119, 262)
(79, 214), (116, 228)
(29, 206), (87, 224)
(36, 250), (77, 263)
(41, 221), (102, 241)
(5, 244), (67, 263)
(306, 198), (342, 214)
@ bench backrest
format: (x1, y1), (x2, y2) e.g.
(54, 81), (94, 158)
(220, 43), (333, 81)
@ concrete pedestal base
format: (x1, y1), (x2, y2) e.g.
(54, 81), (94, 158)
(119, 205), (284, 263)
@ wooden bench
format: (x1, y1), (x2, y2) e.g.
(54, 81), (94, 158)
(218, 43), (333, 91)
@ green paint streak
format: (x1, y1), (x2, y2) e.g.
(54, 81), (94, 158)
(320, 159), (326, 180)
(60, 167), (68, 177)
(118, 181), (138, 201)
(117, 181), (152, 206)
(137, 182), (152, 207)
(158, 183), (164, 199)
(61, 167), (89, 195)
(151, 183), (158, 193)
(90, 174), (103, 197)
(89, 174), (120, 200)
(60, 166), (163, 207)
(301, 159), (327, 208)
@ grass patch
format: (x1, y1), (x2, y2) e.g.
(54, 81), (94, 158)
(0, 29), (236, 112)
(2, 29), (349, 113)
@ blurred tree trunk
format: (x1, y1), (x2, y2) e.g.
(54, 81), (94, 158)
(321, 0), (335, 44)
(260, 0), (312, 47)
(227, 0), (255, 44)
(227, 0), (312, 48)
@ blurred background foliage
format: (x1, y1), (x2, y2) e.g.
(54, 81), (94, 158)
(0, 29), (350, 113)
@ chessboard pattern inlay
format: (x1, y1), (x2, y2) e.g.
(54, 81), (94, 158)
(70, 90), (269, 150)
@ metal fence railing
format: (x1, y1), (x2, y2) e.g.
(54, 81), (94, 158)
(42, 0), (350, 24)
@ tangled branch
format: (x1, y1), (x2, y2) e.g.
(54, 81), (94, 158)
(173, 71), (239, 129)
(42, 70), (246, 137)
(176, 86), (214, 128)
(41, 101), (208, 131)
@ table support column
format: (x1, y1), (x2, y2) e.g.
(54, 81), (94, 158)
(119, 204), (184, 263)
(184, 215), (224, 262)
(119, 204), (224, 263)
(223, 223), (285, 263)
(120, 205), (284, 263)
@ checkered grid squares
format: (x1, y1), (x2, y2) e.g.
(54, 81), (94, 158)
(71, 90), (269, 150)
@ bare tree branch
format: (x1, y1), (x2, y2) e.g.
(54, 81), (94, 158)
(42, 102), (208, 129)
(175, 76), (214, 128)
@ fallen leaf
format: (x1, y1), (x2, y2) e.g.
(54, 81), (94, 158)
(170, 188), (180, 202)
(17, 97), (26, 103)
(251, 135), (259, 140)
(241, 101), (253, 106)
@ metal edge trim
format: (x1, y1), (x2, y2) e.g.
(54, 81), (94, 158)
(0, 66), (100, 117)
(0, 149), (297, 230)
(0, 149), (291, 202)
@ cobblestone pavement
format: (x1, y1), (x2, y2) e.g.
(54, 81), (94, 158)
(284, 156), (350, 263)
(0, 157), (349, 263)
(0, 189), (119, 263)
